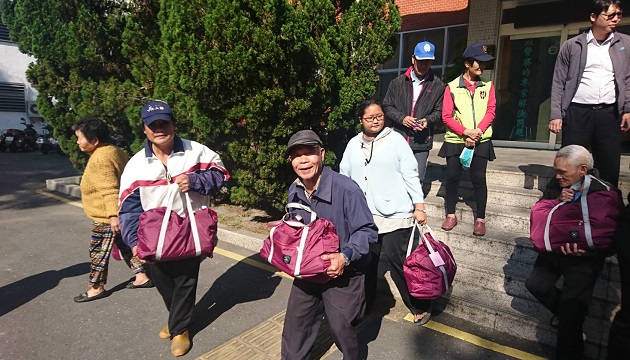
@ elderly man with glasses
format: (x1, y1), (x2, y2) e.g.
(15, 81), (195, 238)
(549, 0), (630, 187)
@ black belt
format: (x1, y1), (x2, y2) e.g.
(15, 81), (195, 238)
(570, 102), (614, 110)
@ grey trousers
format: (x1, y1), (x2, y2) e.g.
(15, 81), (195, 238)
(413, 150), (429, 185)
(281, 272), (365, 360)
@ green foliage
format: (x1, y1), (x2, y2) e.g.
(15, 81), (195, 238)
(2, 0), (401, 213)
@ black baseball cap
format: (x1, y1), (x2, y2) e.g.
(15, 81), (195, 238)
(285, 130), (323, 157)
(463, 43), (494, 62)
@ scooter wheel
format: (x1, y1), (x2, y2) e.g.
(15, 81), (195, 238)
(41, 144), (51, 155)
(9, 143), (18, 152)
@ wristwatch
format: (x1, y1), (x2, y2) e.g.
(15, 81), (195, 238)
(342, 253), (351, 266)
(414, 208), (427, 213)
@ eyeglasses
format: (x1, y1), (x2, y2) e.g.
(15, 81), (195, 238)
(601, 11), (623, 20)
(361, 114), (385, 122)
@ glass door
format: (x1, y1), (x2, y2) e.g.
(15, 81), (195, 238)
(493, 32), (561, 147)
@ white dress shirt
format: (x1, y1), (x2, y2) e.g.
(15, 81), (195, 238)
(572, 30), (616, 105)
(410, 70), (427, 111)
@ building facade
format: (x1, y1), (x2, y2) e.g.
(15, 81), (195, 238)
(0, 16), (41, 131)
(383, 0), (630, 150)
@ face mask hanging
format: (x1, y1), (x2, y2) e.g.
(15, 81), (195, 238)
(459, 146), (474, 170)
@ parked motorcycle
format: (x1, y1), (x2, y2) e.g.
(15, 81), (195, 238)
(36, 123), (62, 155)
(0, 119), (38, 152)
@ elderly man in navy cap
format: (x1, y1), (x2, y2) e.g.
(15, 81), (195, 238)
(281, 130), (377, 360)
(119, 100), (230, 357)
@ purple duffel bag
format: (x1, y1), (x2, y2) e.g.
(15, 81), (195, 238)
(137, 184), (217, 262)
(403, 224), (457, 300)
(530, 175), (621, 253)
(260, 203), (340, 283)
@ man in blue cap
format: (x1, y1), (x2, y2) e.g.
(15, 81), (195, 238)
(383, 41), (445, 184)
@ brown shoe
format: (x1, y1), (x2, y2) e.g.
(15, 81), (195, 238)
(170, 330), (191, 357)
(159, 325), (170, 339)
(473, 220), (486, 236)
(441, 216), (458, 231)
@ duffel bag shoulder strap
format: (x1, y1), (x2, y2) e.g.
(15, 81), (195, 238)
(422, 224), (451, 292)
(156, 184), (180, 261)
(581, 175), (598, 250)
(544, 201), (566, 252)
(185, 192), (202, 257)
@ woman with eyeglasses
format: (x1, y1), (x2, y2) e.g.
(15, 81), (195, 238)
(340, 98), (432, 325)
(439, 42), (496, 237)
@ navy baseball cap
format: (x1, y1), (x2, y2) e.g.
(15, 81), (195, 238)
(141, 100), (172, 125)
(463, 43), (494, 62)
(285, 130), (323, 157)
(414, 41), (435, 60)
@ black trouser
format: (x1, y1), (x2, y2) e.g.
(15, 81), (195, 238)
(281, 272), (365, 360)
(148, 257), (200, 337)
(563, 103), (621, 187)
(445, 154), (489, 218)
(364, 239), (381, 313)
(525, 252), (605, 360)
(608, 213), (630, 359)
(380, 227), (432, 314)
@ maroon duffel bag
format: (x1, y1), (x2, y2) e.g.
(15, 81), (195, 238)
(260, 203), (339, 283)
(530, 175), (621, 253)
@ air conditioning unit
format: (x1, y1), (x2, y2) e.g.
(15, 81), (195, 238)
(27, 101), (43, 118)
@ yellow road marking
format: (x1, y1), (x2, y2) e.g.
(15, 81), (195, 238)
(403, 314), (546, 360)
(36, 189), (83, 208)
(39, 188), (545, 359)
(213, 248), (293, 280)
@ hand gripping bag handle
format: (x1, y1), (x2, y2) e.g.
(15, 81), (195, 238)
(156, 184), (202, 260)
(405, 223), (451, 293)
(268, 202), (318, 279)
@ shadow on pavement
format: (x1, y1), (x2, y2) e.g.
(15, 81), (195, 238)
(189, 253), (282, 338)
(0, 262), (89, 316)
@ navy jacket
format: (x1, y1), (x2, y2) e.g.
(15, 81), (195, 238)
(288, 167), (378, 269)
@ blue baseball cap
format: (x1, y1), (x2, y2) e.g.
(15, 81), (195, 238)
(141, 100), (172, 125)
(463, 43), (494, 62)
(414, 41), (435, 60)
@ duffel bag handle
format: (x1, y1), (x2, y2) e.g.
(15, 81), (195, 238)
(268, 202), (317, 278)
(156, 184), (181, 260)
(283, 202), (317, 227)
(156, 184), (203, 260)
(406, 223), (439, 258)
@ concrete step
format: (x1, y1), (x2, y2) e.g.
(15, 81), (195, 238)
(46, 175), (81, 197)
(435, 226), (621, 283)
(451, 261), (620, 319)
(425, 162), (553, 192)
(435, 292), (610, 359)
(424, 196), (531, 233)
(424, 179), (542, 209)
